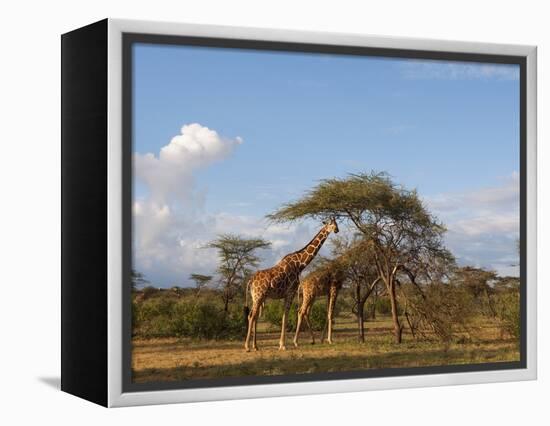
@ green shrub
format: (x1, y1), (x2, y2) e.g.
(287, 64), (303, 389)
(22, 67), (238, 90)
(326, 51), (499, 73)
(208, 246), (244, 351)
(141, 286), (159, 298)
(263, 299), (340, 332)
(178, 303), (244, 340)
(308, 301), (342, 331)
(131, 300), (139, 331)
(308, 303), (328, 331)
(374, 297), (402, 315)
(263, 300), (298, 331)
(336, 295), (354, 313)
(133, 297), (177, 336)
(133, 298), (245, 340)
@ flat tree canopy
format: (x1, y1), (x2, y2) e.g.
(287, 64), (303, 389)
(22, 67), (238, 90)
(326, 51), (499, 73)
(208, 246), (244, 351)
(205, 234), (271, 311)
(268, 171), (450, 264)
(206, 235), (271, 276)
(189, 273), (213, 288)
(269, 172), (430, 227)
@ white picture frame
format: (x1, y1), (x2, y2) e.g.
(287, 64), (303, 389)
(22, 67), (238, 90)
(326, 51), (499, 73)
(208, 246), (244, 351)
(61, 18), (537, 407)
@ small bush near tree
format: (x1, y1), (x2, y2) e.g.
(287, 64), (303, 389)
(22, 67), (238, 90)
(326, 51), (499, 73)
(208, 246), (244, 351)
(374, 298), (393, 316)
(263, 300), (340, 332)
(263, 300), (298, 332)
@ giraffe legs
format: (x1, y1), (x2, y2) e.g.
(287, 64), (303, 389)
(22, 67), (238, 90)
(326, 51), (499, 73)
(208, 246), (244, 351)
(320, 289), (338, 344)
(293, 308), (303, 347)
(244, 299), (262, 352)
(320, 297), (329, 343)
(304, 306), (316, 344)
(253, 309), (258, 350)
(279, 295), (294, 351)
(294, 294), (315, 347)
(327, 288), (338, 345)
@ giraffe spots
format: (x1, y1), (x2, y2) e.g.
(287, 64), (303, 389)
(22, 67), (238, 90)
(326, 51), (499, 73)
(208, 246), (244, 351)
(283, 255), (295, 266)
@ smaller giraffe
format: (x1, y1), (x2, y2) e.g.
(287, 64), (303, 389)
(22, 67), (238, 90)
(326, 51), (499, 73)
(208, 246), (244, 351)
(293, 264), (345, 346)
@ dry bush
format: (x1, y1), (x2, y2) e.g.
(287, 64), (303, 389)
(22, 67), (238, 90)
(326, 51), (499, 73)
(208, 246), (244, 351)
(400, 282), (475, 343)
(494, 291), (520, 339)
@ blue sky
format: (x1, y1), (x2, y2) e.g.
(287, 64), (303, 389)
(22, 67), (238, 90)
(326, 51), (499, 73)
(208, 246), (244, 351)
(132, 42), (520, 287)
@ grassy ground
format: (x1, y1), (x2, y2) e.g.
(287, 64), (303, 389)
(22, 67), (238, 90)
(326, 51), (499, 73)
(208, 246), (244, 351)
(132, 313), (519, 383)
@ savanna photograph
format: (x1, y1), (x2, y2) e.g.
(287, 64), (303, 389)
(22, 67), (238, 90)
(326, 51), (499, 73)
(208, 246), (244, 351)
(129, 41), (522, 385)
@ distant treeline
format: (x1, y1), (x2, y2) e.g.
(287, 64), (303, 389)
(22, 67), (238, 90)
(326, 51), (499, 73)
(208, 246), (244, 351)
(132, 269), (519, 343)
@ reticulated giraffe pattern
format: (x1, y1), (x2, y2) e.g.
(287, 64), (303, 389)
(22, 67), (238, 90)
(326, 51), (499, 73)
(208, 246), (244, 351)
(293, 264), (346, 346)
(244, 218), (339, 351)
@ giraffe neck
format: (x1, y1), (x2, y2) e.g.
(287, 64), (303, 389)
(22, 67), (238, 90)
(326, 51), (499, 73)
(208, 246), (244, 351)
(296, 227), (330, 270)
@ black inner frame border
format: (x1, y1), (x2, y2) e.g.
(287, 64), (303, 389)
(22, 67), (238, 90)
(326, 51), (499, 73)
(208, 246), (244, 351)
(122, 32), (528, 393)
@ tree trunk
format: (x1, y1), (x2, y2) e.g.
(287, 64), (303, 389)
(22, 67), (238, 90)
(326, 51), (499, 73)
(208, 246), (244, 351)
(223, 294), (229, 312)
(371, 290), (377, 320)
(357, 300), (366, 343)
(404, 311), (416, 339)
(355, 284), (365, 343)
(388, 278), (402, 343)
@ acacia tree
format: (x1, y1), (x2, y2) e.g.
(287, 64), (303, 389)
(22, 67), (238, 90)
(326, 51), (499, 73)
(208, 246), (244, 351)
(189, 273), (213, 298)
(205, 234), (271, 312)
(269, 171), (452, 343)
(454, 266), (498, 316)
(331, 236), (380, 342)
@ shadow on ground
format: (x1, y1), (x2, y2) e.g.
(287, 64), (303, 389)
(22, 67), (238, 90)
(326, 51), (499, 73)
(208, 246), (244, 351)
(133, 345), (516, 384)
(38, 376), (61, 390)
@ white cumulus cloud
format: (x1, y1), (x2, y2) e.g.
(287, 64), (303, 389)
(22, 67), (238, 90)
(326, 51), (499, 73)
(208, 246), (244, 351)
(135, 123), (242, 205)
(133, 123), (329, 287)
(133, 123), (248, 285)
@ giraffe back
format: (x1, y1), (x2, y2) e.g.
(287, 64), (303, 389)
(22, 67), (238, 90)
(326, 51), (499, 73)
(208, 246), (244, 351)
(301, 267), (345, 298)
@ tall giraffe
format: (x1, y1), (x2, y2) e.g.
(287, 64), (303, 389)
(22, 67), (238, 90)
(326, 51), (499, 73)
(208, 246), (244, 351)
(293, 264), (345, 347)
(244, 217), (339, 351)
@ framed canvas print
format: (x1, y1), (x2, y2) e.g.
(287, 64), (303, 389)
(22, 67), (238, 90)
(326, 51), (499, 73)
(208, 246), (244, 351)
(61, 19), (537, 407)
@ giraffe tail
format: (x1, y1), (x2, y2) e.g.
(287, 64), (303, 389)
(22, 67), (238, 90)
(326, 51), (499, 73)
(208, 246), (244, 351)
(243, 278), (251, 325)
(245, 278), (252, 310)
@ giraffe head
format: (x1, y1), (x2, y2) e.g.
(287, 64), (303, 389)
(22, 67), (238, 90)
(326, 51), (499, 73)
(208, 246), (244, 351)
(323, 216), (339, 234)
